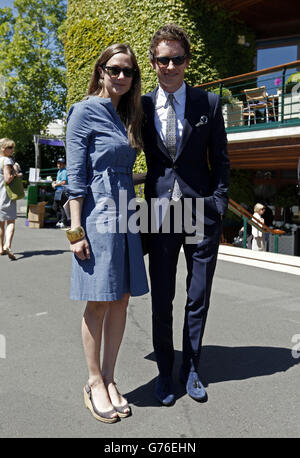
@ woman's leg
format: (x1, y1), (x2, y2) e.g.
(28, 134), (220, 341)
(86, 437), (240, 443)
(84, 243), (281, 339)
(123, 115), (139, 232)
(4, 219), (15, 250)
(81, 300), (118, 417)
(0, 221), (5, 253)
(102, 293), (130, 409)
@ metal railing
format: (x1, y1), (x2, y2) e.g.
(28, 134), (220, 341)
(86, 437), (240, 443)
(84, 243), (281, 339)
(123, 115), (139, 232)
(196, 60), (300, 131)
(228, 198), (285, 253)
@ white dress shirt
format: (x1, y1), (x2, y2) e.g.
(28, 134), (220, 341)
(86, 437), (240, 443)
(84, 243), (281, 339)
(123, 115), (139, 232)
(154, 82), (186, 152)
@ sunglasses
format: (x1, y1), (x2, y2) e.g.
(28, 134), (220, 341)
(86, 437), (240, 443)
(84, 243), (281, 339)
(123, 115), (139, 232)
(102, 65), (135, 78)
(154, 55), (186, 67)
(6, 146), (14, 150)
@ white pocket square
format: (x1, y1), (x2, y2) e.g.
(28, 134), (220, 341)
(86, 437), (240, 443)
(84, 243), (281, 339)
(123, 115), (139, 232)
(195, 115), (208, 126)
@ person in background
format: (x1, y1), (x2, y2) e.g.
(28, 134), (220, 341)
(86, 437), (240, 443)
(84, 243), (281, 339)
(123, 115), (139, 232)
(252, 203), (266, 251)
(0, 138), (22, 260)
(52, 157), (68, 228)
(234, 224), (252, 249)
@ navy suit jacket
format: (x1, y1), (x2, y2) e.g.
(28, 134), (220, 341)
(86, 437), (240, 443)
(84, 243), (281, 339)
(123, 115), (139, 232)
(141, 83), (230, 216)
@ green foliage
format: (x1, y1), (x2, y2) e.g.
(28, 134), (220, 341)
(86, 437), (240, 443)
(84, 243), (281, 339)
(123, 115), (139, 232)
(64, 0), (255, 173)
(63, 18), (113, 107)
(65, 0), (255, 107)
(0, 0), (66, 169)
(285, 72), (300, 94)
(210, 87), (240, 105)
(274, 185), (299, 208)
(227, 169), (255, 220)
(133, 151), (146, 176)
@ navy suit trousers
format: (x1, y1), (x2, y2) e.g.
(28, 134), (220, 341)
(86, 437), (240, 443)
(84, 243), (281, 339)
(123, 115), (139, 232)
(148, 197), (222, 376)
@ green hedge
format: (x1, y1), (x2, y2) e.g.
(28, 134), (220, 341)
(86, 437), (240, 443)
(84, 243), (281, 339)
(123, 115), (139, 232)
(64, 0), (255, 173)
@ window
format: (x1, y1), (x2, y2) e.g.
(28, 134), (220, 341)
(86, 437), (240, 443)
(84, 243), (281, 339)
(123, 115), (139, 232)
(256, 41), (300, 95)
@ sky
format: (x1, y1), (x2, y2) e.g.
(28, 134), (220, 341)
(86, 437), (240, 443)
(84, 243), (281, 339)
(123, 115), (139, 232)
(0, 0), (14, 8)
(257, 45), (298, 94)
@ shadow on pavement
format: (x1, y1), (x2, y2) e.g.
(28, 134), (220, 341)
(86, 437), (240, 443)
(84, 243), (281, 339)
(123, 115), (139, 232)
(13, 249), (69, 259)
(125, 345), (299, 407)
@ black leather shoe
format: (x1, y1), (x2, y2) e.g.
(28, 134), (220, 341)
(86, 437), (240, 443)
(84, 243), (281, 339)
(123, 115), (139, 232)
(180, 370), (207, 402)
(154, 375), (175, 406)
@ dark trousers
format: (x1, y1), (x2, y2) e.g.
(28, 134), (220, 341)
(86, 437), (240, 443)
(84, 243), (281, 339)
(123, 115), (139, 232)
(148, 197), (222, 376)
(52, 191), (68, 225)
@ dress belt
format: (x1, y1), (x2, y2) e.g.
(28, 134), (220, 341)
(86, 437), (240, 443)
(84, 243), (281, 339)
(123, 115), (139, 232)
(93, 166), (132, 177)
(91, 166), (133, 195)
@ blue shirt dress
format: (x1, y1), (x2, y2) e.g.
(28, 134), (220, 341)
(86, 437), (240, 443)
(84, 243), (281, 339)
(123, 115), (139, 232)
(66, 96), (149, 301)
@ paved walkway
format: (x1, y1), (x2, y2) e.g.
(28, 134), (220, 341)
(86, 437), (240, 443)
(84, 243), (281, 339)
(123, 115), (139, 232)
(0, 207), (299, 438)
(218, 244), (300, 276)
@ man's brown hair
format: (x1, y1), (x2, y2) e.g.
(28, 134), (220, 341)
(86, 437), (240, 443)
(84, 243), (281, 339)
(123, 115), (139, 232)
(149, 24), (192, 61)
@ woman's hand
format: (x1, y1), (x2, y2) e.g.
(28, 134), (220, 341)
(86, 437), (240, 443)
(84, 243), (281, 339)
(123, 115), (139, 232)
(13, 164), (22, 178)
(70, 237), (90, 260)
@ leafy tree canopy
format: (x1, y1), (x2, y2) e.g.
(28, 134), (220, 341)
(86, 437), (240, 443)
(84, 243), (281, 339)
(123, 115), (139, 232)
(0, 0), (66, 170)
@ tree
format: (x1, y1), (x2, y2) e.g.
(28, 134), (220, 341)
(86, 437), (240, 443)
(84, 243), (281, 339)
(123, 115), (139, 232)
(0, 0), (66, 169)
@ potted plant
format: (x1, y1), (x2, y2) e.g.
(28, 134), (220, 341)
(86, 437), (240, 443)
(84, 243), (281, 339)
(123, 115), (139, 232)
(277, 72), (300, 120)
(211, 87), (244, 128)
(285, 72), (300, 94)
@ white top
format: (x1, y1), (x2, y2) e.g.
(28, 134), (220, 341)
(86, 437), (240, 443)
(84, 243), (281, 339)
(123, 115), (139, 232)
(0, 156), (17, 221)
(252, 212), (264, 237)
(154, 82), (186, 151)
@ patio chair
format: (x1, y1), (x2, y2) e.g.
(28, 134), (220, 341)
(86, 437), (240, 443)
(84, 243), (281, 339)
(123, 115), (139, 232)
(243, 86), (277, 125)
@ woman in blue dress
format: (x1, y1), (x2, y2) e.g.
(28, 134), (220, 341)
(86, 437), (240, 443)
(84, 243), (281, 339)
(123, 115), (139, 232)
(66, 44), (149, 423)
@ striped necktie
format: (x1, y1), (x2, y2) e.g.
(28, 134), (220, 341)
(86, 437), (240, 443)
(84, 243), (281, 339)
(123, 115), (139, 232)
(166, 94), (182, 201)
(166, 94), (177, 158)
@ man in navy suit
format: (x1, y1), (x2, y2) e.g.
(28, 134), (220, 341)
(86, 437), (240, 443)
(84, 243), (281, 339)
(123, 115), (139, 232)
(141, 24), (230, 405)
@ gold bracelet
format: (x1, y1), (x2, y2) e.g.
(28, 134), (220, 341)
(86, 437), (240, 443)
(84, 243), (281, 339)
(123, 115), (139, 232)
(66, 226), (85, 243)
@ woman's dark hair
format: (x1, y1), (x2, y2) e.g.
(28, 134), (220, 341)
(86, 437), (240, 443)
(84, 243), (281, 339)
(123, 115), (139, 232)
(149, 24), (192, 61)
(87, 43), (143, 150)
